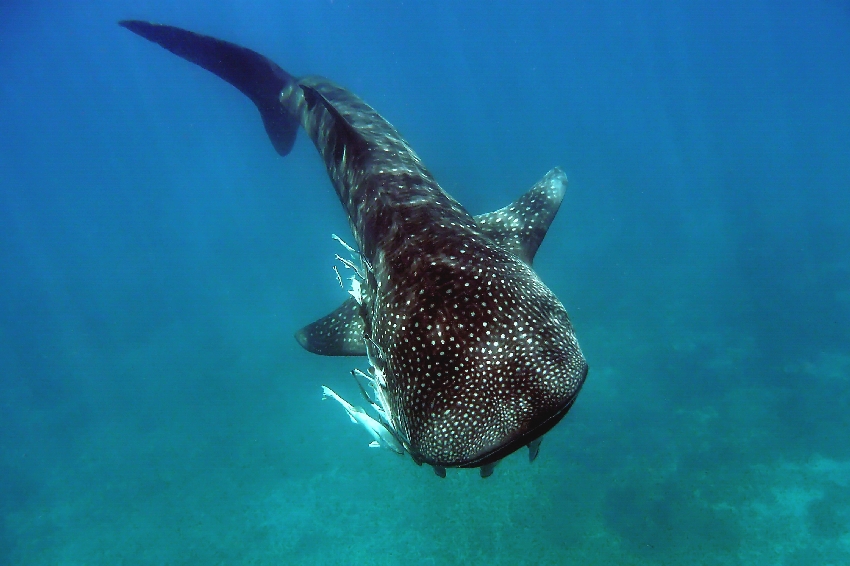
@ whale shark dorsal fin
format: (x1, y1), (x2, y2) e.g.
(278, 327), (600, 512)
(295, 297), (367, 356)
(299, 84), (371, 168)
(474, 168), (568, 265)
(119, 20), (300, 156)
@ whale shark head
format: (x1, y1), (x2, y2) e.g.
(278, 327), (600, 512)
(372, 239), (587, 470)
(333, 167), (588, 475)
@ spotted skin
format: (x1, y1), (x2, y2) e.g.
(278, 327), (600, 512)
(120, 21), (588, 472)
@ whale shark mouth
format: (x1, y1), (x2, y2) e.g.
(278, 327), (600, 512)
(459, 381), (585, 470)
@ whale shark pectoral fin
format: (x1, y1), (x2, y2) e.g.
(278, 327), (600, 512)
(474, 168), (568, 265)
(296, 297), (367, 356)
(119, 20), (299, 156)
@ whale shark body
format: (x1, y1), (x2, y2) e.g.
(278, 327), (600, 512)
(121, 20), (588, 478)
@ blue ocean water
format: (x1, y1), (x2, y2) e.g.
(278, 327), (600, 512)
(1, 0), (848, 563)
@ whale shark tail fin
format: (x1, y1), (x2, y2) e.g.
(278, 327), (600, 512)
(119, 20), (299, 157)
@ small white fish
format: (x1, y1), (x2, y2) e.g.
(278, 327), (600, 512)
(321, 386), (404, 454)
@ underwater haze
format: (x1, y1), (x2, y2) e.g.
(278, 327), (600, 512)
(2, 0), (849, 564)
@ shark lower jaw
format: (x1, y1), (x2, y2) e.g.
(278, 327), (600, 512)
(470, 395), (581, 468)
(410, 386), (585, 471)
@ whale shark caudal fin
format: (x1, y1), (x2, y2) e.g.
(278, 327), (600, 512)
(295, 297), (367, 356)
(119, 20), (300, 157)
(474, 168), (568, 266)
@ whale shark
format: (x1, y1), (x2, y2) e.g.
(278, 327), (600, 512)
(120, 20), (588, 478)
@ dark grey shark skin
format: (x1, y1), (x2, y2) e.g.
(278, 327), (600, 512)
(120, 21), (588, 476)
